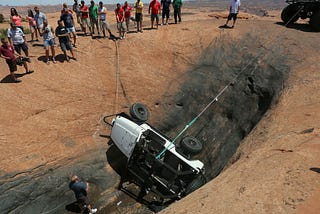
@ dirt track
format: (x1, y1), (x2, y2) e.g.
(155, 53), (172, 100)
(0, 2), (320, 214)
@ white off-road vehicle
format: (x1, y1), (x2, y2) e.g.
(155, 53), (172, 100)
(109, 103), (206, 207)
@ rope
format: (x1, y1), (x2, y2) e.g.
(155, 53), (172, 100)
(114, 40), (120, 114)
(155, 6), (304, 160)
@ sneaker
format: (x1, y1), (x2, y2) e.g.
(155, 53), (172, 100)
(66, 56), (70, 62)
(52, 58), (57, 64)
(73, 44), (77, 48)
(26, 70), (34, 74)
(26, 57), (31, 63)
(46, 60), (50, 65)
(89, 208), (98, 214)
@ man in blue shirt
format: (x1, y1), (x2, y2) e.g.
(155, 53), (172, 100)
(60, 8), (77, 47)
(69, 175), (97, 214)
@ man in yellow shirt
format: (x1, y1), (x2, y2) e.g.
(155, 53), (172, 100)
(134, 0), (144, 32)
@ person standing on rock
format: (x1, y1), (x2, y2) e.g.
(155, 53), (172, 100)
(0, 38), (33, 83)
(98, 1), (115, 38)
(115, 3), (126, 39)
(80, 0), (92, 36)
(73, 0), (83, 30)
(89, 1), (100, 35)
(7, 22), (30, 58)
(69, 175), (97, 214)
(161, 0), (171, 25)
(122, 1), (133, 32)
(149, 0), (161, 29)
(34, 7), (47, 36)
(10, 8), (23, 32)
(40, 20), (56, 64)
(60, 6), (77, 47)
(134, 0), (144, 33)
(55, 20), (76, 62)
(172, 0), (182, 24)
(223, 0), (241, 28)
(27, 9), (39, 42)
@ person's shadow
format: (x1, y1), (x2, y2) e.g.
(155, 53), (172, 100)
(65, 201), (90, 214)
(65, 201), (82, 213)
(0, 73), (29, 83)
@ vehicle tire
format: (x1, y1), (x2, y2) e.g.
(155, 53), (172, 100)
(310, 11), (320, 32)
(180, 136), (203, 155)
(185, 174), (206, 195)
(281, 4), (300, 25)
(130, 103), (150, 122)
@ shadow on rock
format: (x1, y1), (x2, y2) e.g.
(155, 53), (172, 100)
(106, 143), (128, 177)
(65, 201), (82, 213)
(310, 167), (320, 173)
(1, 73), (28, 83)
(275, 21), (316, 32)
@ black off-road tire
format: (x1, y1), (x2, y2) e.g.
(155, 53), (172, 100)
(281, 4), (300, 25)
(130, 103), (150, 122)
(185, 174), (206, 195)
(180, 136), (203, 155)
(310, 11), (320, 32)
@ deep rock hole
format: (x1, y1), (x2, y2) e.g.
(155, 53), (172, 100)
(0, 33), (289, 213)
(157, 33), (289, 181)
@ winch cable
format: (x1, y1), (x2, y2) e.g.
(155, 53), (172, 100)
(114, 39), (120, 114)
(156, 6), (304, 160)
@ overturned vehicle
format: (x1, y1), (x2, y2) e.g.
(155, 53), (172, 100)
(108, 103), (206, 209)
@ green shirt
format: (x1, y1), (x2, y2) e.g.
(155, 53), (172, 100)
(173, 0), (182, 9)
(89, 4), (98, 18)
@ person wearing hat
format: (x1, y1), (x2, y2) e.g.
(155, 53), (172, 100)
(69, 175), (97, 214)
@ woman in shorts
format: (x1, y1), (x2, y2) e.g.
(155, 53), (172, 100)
(27, 9), (39, 42)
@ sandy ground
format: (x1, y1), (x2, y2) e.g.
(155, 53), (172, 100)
(0, 2), (319, 214)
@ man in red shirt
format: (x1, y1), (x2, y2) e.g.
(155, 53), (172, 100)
(80, 0), (92, 35)
(148, 0), (161, 29)
(115, 3), (126, 39)
(122, 1), (132, 32)
(0, 38), (32, 83)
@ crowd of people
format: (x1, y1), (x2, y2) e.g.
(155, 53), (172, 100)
(0, 0), (185, 82)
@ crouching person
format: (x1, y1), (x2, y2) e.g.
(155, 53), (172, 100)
(69, 175), (97, 214)
(55, 20), (76, 62)
(0, 38), (33, 83)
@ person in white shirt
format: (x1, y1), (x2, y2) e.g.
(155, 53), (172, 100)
(223, 0), (240, 28)
(97, 1), (114, 38)
(7, 23), (29, 57)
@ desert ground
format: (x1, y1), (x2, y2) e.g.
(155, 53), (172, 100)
(0, 1), (319, 214)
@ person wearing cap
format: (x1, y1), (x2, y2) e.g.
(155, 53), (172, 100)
(34, 7), (47, 35)
(69, 175), (97, 214)
(7, 22), (30, 58)
(0, 38), (33, 83)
